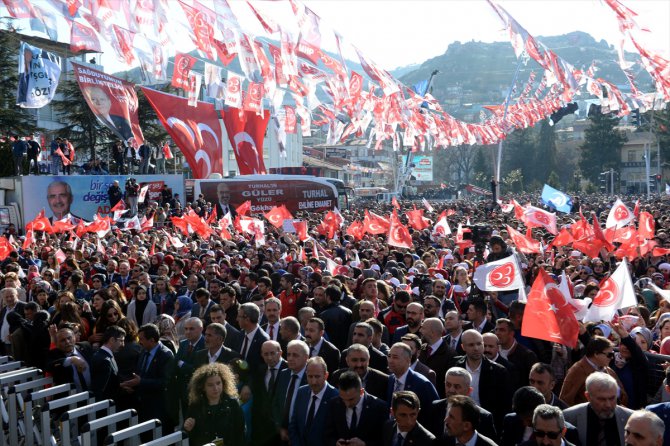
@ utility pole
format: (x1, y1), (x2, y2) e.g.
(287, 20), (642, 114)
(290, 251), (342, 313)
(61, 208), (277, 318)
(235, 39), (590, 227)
(610, 168), (615, 196)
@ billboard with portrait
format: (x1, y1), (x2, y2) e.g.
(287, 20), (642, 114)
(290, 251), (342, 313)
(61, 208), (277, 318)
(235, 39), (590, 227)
(19, 175), (184, 223)
(411, 155), (434, 182)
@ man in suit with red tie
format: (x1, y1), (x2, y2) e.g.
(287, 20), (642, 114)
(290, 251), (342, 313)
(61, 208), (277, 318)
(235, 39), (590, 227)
(91, 326), (126, 401)
(325, 371), (389, 446)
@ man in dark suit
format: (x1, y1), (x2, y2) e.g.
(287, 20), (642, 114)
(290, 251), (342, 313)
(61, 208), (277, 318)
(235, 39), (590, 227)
(330, 343), (389, 401)
(444, 395), (498, 446)
(91, 326), (126, 401)
(209, 304), (243, 351)
(483, 332), (519, 390)
(171, 317), (205, 419)
(387, 343), (439, 427)
(252, 340), (287, 446)
(518, 404), (578, 446)
(464, 298), (495, 334)
(382, 391), (435, 446)
(529, 363), (568, 410)
(401, 334), (437, 386)
(119, 324), (174, 429)
(427, 367), (497, 442)
(273, 340), (309, 443)
(237, 302), (270, 369)
(453, 329), (511, 430)
(501, 386), (547, 446)
(0, 288), (26, 355)
(443, 310), (465, 355)
(109, 260), (131, 290)
(325, 371), (389, 446)
(215, 182), (238, 219)
(341, 322), (388, 372)
(316, 284), (353, 352)
(191, 288), (215, 325)
(262, 297), (284, 345)
(193, 322), (241, 368)
(289, 356), (339, 446)
(495, 318), (537, 388)
(305, 317), (340, 373)
(418, 318), (456, 397)
(178, 274), (201, 301)
(392, 302), (424, 344)
(45, 327), (93, 391)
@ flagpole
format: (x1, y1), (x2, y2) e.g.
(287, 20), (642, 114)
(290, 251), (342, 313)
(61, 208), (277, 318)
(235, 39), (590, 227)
(495, 54), (525, 199)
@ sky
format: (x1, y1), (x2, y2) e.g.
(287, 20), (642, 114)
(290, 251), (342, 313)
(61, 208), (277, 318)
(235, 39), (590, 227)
(294, 0), (670, 70)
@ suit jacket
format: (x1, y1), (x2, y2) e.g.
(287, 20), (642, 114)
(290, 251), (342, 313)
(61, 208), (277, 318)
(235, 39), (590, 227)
(109, 273), (131, 289)
(135, 343), (174, 424)
(172, 336), (205, 412)
(419, 340), (456, 398)
(563, 403), (632, 446)
(388, 369), (439, 426)
(90, 347), (120, 401)
(505, 342), (538, 388)
(273, 368), (308, 429)
(453, 356), (511, 429)
(412, 360), (437, 386)
(215, 202), (237, 220)
(559, 357), (628, 407)
(443, 332), (465, 356)
(428, 399), (497, 442)
(313, 339), (341, 373)
(324, 392), (389, 446)
(251, 359), (288, 446)
(502, 412), (581, 446)
(193, 345), (241, 369)
(341, 345), (388, 373)
(261, 321), (284, 345)
(493, 354), (519, 390)
(242, 326), (270, 369)
(45, 343), (94, 388)
(191, 300), (215, 324)
(392, 325), (421, 344)
(319, 303), (353, 352)
(645, 402), (670, 446)
(382, 419), (436, 446)
(289, 383), (339, 446)
(223, 321), (244, 352)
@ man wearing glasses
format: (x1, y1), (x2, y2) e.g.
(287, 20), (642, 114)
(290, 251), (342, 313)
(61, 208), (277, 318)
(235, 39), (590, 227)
(519, 404), (575, 446)
(560, 336), (628, 407)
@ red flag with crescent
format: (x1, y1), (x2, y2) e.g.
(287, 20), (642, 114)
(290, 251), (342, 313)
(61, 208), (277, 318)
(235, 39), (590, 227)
(521, 269), (579, 348)
(638, 211), (655, 240)
(363, 210), (390, 235)
(222, 107), (269, 175)
(141, 87), (224, 179)
(264, 205), (293, 229)
(346, 220), (365, 241)
(387, 211), (412, 249)
(25, 209), (54, 234)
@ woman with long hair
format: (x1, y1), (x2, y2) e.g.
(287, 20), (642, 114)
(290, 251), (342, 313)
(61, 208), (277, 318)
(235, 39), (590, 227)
(58, 301), (91, 341)
(450, 266), (472, 314)
(107, 282), (128, 312)
(154, 275), (176, 315)
(93, 300), (124, 338)
(183, 363), (245, 446)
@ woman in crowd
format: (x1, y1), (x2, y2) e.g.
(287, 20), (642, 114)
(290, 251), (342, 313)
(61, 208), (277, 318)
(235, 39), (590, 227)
(183, 363), (245, 446)
(126, 285), (157, 327)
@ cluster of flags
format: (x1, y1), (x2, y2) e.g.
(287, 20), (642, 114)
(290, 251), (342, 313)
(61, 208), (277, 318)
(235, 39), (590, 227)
(4, 0), (667, 166)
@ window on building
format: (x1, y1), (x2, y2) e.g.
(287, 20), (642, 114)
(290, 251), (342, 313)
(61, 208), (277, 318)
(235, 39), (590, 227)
(628, 151), (636, 162)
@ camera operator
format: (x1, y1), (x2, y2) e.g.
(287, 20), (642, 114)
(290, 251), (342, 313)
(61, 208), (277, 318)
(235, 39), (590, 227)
(125, 178), (140, 216)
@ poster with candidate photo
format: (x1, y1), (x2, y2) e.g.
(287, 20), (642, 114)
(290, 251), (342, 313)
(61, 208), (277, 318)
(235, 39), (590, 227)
(72, 62), (144, 145)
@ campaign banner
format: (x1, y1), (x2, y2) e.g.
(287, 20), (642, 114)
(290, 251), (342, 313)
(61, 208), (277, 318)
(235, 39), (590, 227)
(72, 62), (144, 145)
(196, 177), (338, 214)
(411, 155), (433, 182)
(17, 41), (62, 108)
(20, 175), (184, 223)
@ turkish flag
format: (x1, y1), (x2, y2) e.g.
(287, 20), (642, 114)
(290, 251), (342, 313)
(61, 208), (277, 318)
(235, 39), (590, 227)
(141, 215), (154, 232)
(638, 212), (655, 239)
(391, 196), (400, 210)
(506, 225), (541, 254)
(22, 230), (34, 250)
(547, 228), (573, 249)
(222, 107), (269, 175)
(53, 217), (76, 233)
(265, 205), (293, 229)
(87, 214), (111, 238)
(236, 200), (252, 216)
(346, 220), (365, 241)
(387, 213), (412, 249)
(293, 220), (309, 241)
(591, 211), (615, 252)
(206, 206), (218, 225)
(521, 269), (579, 348)
(653, 247), (670, 256)
(142, 87), (224, 179)
(25, 210), (54, 234)
(171, 216), (191, 236)
(406, 207), (431, 231)
(363, 210), (390, 235)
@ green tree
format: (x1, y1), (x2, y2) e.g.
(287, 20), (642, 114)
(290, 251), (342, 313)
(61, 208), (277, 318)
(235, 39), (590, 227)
(547, 171), (561, 189)
(50, 79), (114, 160)
(472, 146), (490, 185)
(579, 112), (627, 182)
(503, 126), (536, 188)
(533, 120), (558, 183)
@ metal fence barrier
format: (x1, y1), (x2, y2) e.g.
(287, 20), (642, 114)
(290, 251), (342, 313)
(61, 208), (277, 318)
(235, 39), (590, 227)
(140, 431), (189, 446)
(104, 419), (162, 446)
(59, 399), (115, 446)
(80, 409), (138, 446)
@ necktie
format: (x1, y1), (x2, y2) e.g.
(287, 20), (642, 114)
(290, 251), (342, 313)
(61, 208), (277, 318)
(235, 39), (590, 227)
(310, 346), (315, 357)
(269, 324), (274, 339)
(394, 378), (402, 392)
(395, 433), (404, 446)
(282, 374), (299, 424)
(241, 335), (250, 359)
(350, 405), (357, 430)
(69, 353), (88, 391)
(139, 351), (149, 374)
(188, 343), (193, 354)
(598, 419), (607, 446)
(306, 394), (318, 430)
(426, 346), (433, 357)
(268, 368), (277, 391)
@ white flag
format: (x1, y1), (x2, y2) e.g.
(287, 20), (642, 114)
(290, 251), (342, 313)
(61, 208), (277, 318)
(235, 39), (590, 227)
(473, 254), (524, 292)
(432, 216), (452, 238)
(558, 270), (592, 320)
(523, 206), (557, 235)
(138, 185), (150, 203)
(605, 198), (634, 228)
(584, 259), (636, 322)
(422, 198), (434, 213)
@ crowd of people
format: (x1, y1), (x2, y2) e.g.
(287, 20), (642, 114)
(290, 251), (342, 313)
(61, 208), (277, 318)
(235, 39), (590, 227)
(3, 191), (670, 446)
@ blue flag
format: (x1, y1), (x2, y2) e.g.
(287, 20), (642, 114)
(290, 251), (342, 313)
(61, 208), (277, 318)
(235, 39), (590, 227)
(541, 184), (572, 213)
